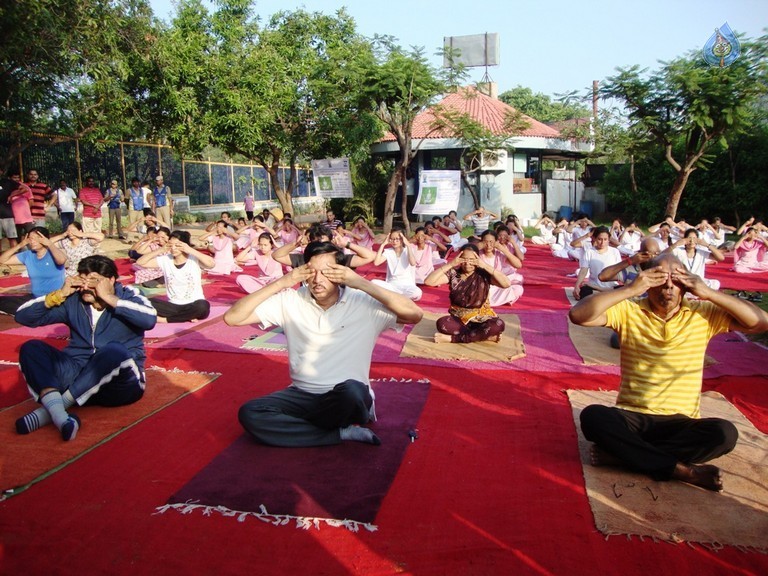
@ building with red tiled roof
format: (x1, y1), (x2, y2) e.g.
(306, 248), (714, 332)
(370, 85), (593, 221)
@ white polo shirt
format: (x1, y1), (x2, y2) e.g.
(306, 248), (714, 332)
(255, 285), (400, 394)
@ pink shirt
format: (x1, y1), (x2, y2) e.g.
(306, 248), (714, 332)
(10, 189), (33, 224)
(79, 187), (104, 218)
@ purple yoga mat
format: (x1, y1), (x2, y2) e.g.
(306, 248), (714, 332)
(166, 379), (430, 527)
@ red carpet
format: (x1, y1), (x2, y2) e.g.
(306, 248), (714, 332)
(706, 253), (768, 291)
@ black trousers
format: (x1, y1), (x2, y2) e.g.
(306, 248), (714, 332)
(580, 404), (738, 480)
(150, 298), (209, 323)
(238, 380), (373, 447)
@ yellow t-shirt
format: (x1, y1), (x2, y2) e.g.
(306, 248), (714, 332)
(605, 298), (732, 418)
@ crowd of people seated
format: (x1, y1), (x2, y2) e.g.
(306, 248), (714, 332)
(2, 191), (766, 329)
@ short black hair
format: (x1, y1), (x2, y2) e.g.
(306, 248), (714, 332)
(307, 223), (332, 242)
(78, 255), (118, 279)
(303, 241), (346, 265)
(170, 230), (191, 244)
(29, 226), (50, 238)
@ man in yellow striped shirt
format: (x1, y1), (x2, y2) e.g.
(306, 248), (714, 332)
(570, 253), (768, 492)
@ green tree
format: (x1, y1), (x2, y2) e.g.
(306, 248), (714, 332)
(499, 86), (590, 124)
(0, 0), (158, 171)
(142, 0), (216, 156)
(600, 34), (768, 219)
(356, 39), (453, 233)
(153, 1), (380, 214)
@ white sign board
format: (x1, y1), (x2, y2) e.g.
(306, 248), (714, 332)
(443, 33), (500, 68)
(413, 170), (462, 215)
(311, 157), (353, 198)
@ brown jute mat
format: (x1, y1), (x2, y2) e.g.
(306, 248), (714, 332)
(567, 389), (768, 550)
(567, 321), (620, 365)
(401, 311), (525, 362)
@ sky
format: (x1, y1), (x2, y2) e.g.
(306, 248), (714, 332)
(148, 0), (767, 99)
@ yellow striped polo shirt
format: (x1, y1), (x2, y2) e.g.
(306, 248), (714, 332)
(605, 298), (732, 418)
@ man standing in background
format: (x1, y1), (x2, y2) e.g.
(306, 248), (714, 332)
(25, 170), (52, 227)
(78, 176), (104, 235)
(0, 171), (21, 250)
(9, 172), (34, 240)
(151, 175), (173, 229)
(53, 179), (79, 230)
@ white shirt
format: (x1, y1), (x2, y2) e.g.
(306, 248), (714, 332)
(619, 230), (643, 254)
(157, 255), (205, 304)
(673, 246), (711, 280)
(580, 245), (622, 290)
(254, 286), (400, 394)
(57, 187), (77, 212)
(383, 248), (417, 286)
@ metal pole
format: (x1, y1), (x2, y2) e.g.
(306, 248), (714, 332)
(75, 139), (82, 188)
(120, 142), (126, 188)
(230, 163), (235, 204)
(208, 158), (213, 205)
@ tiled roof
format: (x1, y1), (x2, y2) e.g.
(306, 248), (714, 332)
(379, 85), (562, 142)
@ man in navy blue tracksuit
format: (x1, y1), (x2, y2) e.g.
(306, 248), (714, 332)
(14, 255), (157, 440)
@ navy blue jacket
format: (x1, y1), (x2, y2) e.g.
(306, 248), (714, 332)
(15, 283), (157, 375)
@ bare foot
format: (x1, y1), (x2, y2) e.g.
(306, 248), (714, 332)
(589, 444), (623, 467)
(672, 463), (723, 492)
(157, 316), (168, 324)
(434, 332), (452, 344)
(491, 333), (503, 343)
(190, 318), (199, 323)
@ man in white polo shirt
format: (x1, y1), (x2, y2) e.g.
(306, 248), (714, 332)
(224, 241), (423, 447)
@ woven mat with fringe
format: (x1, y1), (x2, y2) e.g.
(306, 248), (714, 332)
(0, 367), (219, 495)
(401, 311), (525, 362)
(567, 389), (768, 550)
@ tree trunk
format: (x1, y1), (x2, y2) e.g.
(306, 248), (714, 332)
(629, 154), (638, 195)
(382, 160), (401, 234)
(664, 168), (693, 220)
(461, 171), (481, 209)
(267, 160), (294, 215)
(399, 163), (411, 234)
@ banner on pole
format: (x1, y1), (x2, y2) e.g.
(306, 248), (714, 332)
(311, 158), (353, 198)
(413, 170), (462, 214)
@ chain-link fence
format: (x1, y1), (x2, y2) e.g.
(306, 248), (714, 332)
(1, 133), (316, 210)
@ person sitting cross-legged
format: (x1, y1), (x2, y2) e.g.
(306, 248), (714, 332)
(224, 241), (423, 447)
(424, 243), (512, 344)
(14, 255), (157, 440)
(569, 253), (768, 492)
(136, 230), (215, 323)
